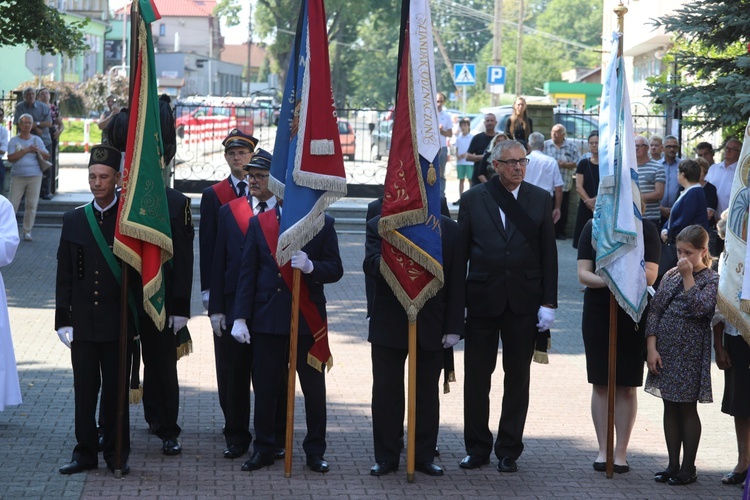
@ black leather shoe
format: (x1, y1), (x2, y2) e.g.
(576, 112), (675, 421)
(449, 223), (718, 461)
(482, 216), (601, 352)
(273, 448), (285, 460)
(496, 456), (518, 473)
(613, 463), (630, 474)
(655, 468), (676, 483)
(59, 461), (96, 475)
(668, 471), (697, 485)
(162, 438), (182, 456)
(107, 463), (130, 475)
(306, 455), (330, 473)
(242, 452), (274, 471)
(722, 469), (748, 485)
(224, 444), (247, 459)
(459, 455), (489, 469)
(415, 462), (444, 476)
(593, 461), (606, 472)
(370, 462), (399, 476)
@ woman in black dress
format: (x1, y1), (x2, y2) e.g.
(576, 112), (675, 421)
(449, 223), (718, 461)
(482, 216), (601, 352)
(504, 97), (533, 148)
(573, 130), (600, 248)
(577, 218), (660, 473)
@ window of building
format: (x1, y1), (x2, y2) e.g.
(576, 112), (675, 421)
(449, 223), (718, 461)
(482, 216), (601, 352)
(159, 24), (166, 37)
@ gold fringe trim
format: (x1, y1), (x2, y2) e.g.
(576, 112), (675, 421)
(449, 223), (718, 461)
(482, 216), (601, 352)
(427, 163), (436, 185)
(176, 340), (193, 361)
(533, 350), (549, 365)
(379, 261), (443, 323)
(443, 381), (450, 394)
(741, 299), (750, 314)
(129, 385), (143, 405)
(447, 370), (456, 383)
(717, 292), (750, 348)
(307, 352), (333, 373)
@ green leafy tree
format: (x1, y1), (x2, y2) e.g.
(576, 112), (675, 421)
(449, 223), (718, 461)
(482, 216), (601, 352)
(0, 0), (88, 56)
(649, 0), (750, 137)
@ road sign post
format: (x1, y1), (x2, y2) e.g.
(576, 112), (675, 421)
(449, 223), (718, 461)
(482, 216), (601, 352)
(454, 64), (476, 115)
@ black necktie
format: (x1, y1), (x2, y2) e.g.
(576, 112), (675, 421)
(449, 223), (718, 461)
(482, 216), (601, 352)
(237, 181), (247, 198)
(257, 201), (268, 213)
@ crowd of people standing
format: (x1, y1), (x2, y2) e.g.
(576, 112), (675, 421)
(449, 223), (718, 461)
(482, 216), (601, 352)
(0, 90), (746, 491)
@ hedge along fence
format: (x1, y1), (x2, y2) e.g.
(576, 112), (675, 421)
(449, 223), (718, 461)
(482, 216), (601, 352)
(59, 118), (102, 152)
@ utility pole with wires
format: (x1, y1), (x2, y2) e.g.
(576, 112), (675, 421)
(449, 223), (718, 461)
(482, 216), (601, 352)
(491, 0), (503, 105)
(515, 0), (524, 96)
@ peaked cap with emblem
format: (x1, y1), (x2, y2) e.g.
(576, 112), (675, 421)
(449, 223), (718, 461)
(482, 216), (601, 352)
(243, 148), (273, 171)
(88, 144), (122, 171)
(222, 129), (258, 152)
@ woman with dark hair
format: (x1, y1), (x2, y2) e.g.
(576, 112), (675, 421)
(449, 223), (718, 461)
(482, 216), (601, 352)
(504, 97), (533, 147)
(572, 130), (599, 248)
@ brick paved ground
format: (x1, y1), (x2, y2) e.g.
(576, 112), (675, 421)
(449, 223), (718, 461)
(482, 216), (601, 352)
(0, 161), (745, 498)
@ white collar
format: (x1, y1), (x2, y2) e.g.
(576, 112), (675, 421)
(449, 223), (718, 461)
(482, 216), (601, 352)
(93, 197), (118, 218)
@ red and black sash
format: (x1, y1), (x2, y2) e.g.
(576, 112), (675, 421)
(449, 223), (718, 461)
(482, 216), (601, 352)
(257, 209), (332, 372)
(212, 177), (238, 206)
(227, 197), (254, 236)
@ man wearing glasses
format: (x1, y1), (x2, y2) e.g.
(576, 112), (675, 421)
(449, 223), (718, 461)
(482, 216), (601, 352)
(208, 149), (287, 465)
(199, 128), (257, 438)
(458, 140), (557, 474)
(658, 135), (682, 223)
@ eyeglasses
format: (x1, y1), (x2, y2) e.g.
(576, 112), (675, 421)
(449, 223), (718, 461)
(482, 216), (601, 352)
(726, 147), (741, 152)
(664, 145), (679, 149)
(245, 173), (269, 181)
(495, 158), (530, 168)
(225, 151), (252, 158)
(635, 144), (648, 148)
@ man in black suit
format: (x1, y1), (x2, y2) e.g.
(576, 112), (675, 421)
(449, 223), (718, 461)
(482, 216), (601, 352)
(458, 139), (558, 473)
(56, 145), (134, 475)
(364, 214), (464, 477)
(231, 209), (343, 473)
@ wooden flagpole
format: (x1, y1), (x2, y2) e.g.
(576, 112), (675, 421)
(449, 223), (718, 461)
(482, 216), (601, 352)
(113, 0), (140, 479)
(406, 321), (417, 482)
(284, 268), (302, 478)
(605, 1), (628, 480)
(605, 293), (617, 478)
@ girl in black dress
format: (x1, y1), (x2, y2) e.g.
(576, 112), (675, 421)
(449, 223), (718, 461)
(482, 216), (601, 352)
(504, 97), (533, 148)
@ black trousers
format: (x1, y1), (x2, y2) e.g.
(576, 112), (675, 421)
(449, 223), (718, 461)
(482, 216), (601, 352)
(371, 343), (442, 465)
(140, 319), (181, 440)
(463, 311), (537, 460)
(555, 190), (571, 237)
(252, 333), (325, 456)
(223, 332), (253, 449)
(71, 340), (130, 468)
(213, 329), (233, 422)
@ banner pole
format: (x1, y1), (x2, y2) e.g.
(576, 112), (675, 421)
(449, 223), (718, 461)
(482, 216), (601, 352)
(406, 320), (417, 483)
(284, 268), (301, 478)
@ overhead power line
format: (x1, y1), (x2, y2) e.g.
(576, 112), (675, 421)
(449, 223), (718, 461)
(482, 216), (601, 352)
(432, 0), (600, 52)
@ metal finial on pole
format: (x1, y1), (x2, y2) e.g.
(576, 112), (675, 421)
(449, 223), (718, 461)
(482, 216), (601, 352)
(614, 2), (628, 57)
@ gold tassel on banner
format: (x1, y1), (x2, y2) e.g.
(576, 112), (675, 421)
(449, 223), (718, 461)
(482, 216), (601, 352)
(129, 384), (143, 405)
(427, 163), (437, 186)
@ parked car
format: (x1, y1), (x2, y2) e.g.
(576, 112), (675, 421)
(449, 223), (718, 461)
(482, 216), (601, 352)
(370, 119), (393, 161)
(338, 118), (356, 161)
(175, 104), (254, 138)
(252, 96), (280, 127)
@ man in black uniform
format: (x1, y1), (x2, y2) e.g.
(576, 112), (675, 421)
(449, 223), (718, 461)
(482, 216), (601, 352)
(364, 215), (464, 477)
(56, 145), (134, 475)
(139, 187), (193, 456)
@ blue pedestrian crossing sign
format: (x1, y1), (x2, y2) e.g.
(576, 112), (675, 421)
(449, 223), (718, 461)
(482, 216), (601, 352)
(487, 66), (506, 85)
(454, 64), (476, 86)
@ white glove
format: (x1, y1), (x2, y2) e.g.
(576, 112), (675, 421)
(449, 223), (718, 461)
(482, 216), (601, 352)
(536, 306), (555, 332)
(231, 318), (251, 344)
(290, 250), (314, 274)
(442, 334), (460, 348)
(201, 290), (210, 310)
(168, 315), (189, 334)
(210, 313), (226, 337)
(57, 326), (73, 348)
